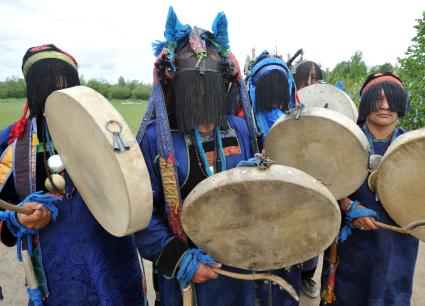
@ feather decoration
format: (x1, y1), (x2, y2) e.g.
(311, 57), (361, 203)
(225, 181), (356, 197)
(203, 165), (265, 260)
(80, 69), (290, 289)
(153, 6), (191, 57)
(211, 12), (229, 50)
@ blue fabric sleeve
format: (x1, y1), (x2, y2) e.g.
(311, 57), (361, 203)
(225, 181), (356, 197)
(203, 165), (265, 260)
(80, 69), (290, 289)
(0, 124), (13, 155)
(134, 123), (175, 261)
(227, 115), (253, 160)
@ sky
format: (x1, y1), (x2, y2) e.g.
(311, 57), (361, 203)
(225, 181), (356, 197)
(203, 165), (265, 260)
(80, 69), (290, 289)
(1, 0), (424, 84)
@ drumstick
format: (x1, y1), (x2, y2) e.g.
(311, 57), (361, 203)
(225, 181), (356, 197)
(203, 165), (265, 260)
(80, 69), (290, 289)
(182, 284), (194, 306)
(181, 268), (300, 306)
(0, 199), (33, 215)
(374, 221), (407, 234)
(374, 220), (425, 234)
(212, 268), (299, 301)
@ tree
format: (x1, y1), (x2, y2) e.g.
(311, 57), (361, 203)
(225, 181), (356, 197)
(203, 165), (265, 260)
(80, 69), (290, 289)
(325, 51), (368, 104)
(398, 11), (425, 129)
(118, 76), (126, 86)
(132, 84), (151, 100)
(0, 77), (26, 98)
(109, 85), (132, 99)
(368, 63), (396, 74)
(86, 78), (111, 97)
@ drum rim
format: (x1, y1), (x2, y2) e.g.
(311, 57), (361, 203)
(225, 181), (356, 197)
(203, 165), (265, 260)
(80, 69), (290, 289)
(45, 86), (153, 236)
(182, 165), (341, 270)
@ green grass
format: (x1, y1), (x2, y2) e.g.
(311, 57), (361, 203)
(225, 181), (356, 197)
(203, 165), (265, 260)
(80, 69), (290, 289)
(0, 98), (148, 133)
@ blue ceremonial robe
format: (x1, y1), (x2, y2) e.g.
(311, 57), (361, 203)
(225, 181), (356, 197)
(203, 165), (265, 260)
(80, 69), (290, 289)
(0, 121), (147, 306)
(321, 128), (419, 306)
(135, 115), (301, 306)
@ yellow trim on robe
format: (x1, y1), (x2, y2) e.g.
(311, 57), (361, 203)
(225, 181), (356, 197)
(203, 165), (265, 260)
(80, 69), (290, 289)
(31, 133), (39, 191)
(0, 145), (13, 187)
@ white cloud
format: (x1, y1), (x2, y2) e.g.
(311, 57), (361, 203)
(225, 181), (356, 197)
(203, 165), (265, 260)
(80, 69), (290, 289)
(0, 0), (424, 83)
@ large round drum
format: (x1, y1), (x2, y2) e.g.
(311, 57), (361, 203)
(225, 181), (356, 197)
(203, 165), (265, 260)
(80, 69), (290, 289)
(182, 164), (341, 270)
(298, 83), (358, 122)
(264, 107), (369, 200)
(374, 128), (425, 241)
(45, 86), (153, 237)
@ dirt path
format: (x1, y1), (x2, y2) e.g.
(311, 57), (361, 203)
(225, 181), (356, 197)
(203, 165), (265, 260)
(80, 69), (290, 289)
(1, 243), (424, 305)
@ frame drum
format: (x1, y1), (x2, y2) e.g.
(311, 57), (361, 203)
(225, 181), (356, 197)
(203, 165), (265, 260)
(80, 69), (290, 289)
(264, 107), (369, 200)
(374, 128), (425, 241)
(298, 83), (358, 122)
(182, 164), (340, 270)
(45, 86), (153, 237)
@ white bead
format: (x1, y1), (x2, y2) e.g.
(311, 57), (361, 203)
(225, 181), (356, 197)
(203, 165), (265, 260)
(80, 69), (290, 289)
(45, 174), (66, 193)
(48, 155), (65, 173)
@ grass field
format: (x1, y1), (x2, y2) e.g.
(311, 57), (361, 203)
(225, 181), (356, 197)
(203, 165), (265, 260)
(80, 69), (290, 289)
(0, 98), (148, 133)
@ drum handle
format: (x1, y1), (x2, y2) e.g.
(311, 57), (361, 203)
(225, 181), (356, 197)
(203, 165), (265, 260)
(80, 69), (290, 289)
(0, 199), (33, 215)
(181, 268), (299, 306)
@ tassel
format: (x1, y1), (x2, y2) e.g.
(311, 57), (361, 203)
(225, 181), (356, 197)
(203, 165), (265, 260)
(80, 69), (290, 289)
(321, 241), (339, 304)
(8, 101), (29, 144)
(255, 70), (290, 112)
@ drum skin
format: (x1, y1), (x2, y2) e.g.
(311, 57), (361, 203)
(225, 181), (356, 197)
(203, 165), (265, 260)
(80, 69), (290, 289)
(298, 83), (358, 122)
(264, 107), (369, 200)
(45, 86), (152, 237)
(376, 128), (425, 241)
(182, 165), (341, 270)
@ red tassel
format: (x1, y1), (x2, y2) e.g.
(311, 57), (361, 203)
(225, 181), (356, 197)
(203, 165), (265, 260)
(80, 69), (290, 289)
(8, 101), (29, 144)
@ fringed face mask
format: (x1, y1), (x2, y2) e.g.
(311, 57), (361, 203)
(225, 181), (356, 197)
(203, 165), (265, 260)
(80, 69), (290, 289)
(171, 55), (228, 135)
(254, 69), (290, 112)
(22, 44), (80, 118)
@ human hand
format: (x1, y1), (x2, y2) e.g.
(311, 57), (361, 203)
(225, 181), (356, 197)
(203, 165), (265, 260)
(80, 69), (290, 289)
(192, 262), (222, 283)
(352, 204), (378, 231)
(17, 202), (52, 229)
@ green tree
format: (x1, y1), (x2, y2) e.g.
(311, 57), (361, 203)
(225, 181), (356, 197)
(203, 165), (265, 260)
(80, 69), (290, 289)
(0, 77), (26, 98)
(132, 84), (151, 100)
(368, 63), (396, 74)
(86, 78), (111, 97)
(325, 51), (368, 104)
(398, 11), (425, 129)
(109, 85), (132, 99)
(118, 76), (126, 86)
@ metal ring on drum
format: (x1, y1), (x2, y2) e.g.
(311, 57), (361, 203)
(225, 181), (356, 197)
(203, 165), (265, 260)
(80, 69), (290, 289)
(264, 107), (369, 200)
(45, 86), (153, 237)
(297, 83), (358, 122)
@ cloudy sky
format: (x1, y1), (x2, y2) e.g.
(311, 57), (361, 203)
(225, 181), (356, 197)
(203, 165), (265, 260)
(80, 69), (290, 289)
(1, 0), (424, 83)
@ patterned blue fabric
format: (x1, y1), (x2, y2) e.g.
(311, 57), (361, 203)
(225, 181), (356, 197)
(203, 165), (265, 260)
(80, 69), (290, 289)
(0, 126), (147, 306)
(5, 191), (59, 261)
(33, 177), (146, 306)
(321, 128), (419, 306)
(238, 80), (259, 154)
(135, 115), (301, 306)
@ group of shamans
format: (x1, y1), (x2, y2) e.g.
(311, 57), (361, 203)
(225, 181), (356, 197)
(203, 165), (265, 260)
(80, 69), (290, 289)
(0, 7), (420, 306)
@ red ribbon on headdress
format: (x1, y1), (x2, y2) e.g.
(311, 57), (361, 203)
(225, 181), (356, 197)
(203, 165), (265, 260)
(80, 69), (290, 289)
(8, 101), (29, 144)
